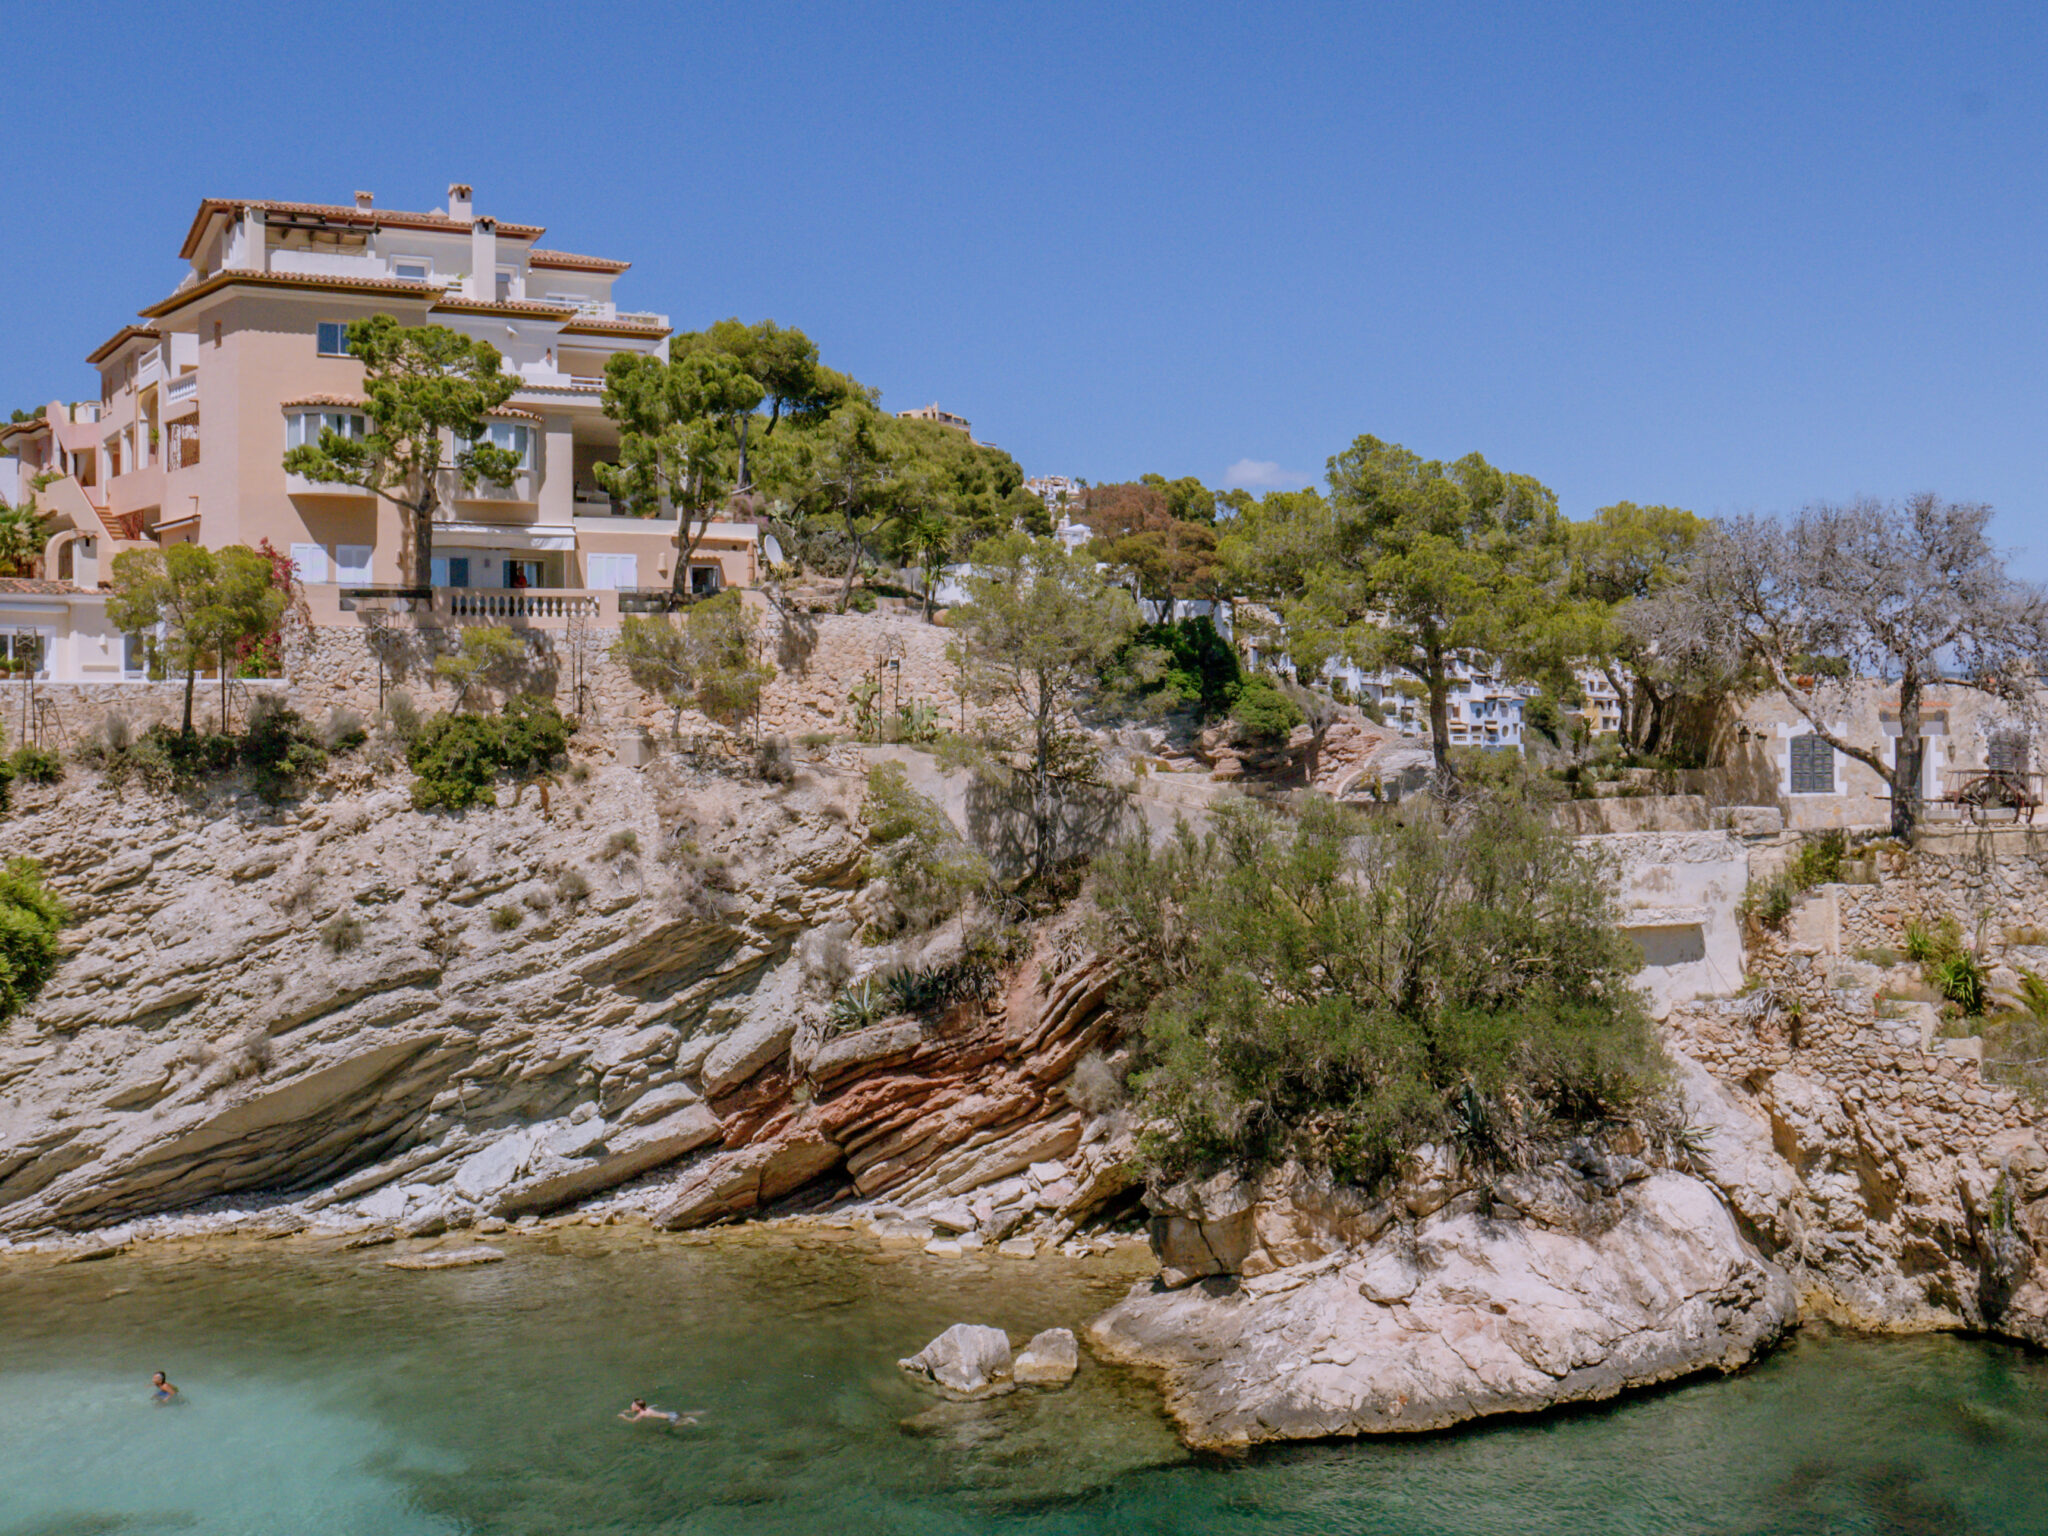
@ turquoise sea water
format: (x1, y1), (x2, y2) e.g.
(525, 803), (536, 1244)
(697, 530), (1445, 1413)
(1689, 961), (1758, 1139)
(4, 1228), (2048, 1535)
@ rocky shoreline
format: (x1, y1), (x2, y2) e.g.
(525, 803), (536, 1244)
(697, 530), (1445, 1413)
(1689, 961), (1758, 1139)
(9, 763), (2048, 1453)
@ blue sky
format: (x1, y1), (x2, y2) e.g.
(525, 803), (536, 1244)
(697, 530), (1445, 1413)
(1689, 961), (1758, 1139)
(5, 1), (2045, 570)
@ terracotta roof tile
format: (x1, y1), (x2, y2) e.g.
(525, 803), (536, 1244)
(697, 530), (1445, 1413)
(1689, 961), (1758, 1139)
(529, 248), (631, 273)
(0, 577), (85, 595)
(430, 296), (577, 319)
(141, 269), (438, 319)
(85, 325), (163, 365)
(180, 198), (544, 258)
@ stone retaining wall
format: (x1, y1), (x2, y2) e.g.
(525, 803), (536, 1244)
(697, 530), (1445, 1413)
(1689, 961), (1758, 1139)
(0, 677), (287, 748)
(6, 606), (1011, 755)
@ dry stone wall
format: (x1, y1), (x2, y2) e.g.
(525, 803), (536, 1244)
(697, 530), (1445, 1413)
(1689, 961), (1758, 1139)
(277, 606), (1006, 749)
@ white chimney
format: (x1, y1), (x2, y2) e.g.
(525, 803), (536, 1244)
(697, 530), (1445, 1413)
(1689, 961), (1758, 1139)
(237, 204), (268, 272)
(469, 216), (497, 301)
(447, 182), (473, 220)
(354, 190), (374, 210)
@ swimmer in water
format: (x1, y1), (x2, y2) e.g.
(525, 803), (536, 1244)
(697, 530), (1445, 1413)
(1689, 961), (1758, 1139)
(620, 1397), (698, 1426)
(151, 1371), (178, 1404)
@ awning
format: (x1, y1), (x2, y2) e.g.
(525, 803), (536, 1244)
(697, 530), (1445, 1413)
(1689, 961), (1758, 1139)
(436, 522), (577, 552)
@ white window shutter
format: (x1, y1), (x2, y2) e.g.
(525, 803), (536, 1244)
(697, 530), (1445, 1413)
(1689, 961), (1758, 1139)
(335, 545), (372, 584)
(291, 542), (329, 584)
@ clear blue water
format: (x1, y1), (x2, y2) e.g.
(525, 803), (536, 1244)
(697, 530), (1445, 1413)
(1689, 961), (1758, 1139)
(5, 1228), (2048, 1535)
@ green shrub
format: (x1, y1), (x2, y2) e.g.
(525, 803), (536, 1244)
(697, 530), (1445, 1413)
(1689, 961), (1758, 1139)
(1228, 674), (1305, 744)
(826, 975), (886, 1033)
(881, 958), (999, 1016)
(1740, 830), (1849, 930)
(243, 704), (328, 802)
(1090, 792), (1662, 1189)
(604, 829), (639, 859)
(848, 588), (878, 614)
(798, 731), (836, 751)
(1105, 617), (1242, 719)
(406, 695), (574, 811)
(8, 746), (61, 785)
(0, 858), (67, 1026)
(1932, 950), (1988, 1016)
(322, 708), (369, 752)
(490, 904), (523, 932)
(555, 867), (591, 904)
(861, 761), (990, 935)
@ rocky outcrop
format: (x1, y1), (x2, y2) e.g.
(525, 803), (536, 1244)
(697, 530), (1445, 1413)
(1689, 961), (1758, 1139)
(1666, 891), (2048, 1342)
(0, 759), (1125, 1248)
(650, 953), (1127, 1230)
(1090, 1166), (1796, 1451)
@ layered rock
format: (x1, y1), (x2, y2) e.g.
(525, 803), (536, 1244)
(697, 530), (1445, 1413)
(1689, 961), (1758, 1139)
(1090, 1165), (1796, 1451)
(0, 759), (1128, 1247)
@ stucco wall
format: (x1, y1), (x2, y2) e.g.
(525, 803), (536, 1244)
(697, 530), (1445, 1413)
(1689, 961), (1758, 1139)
(1598, 830), (1750, 1010)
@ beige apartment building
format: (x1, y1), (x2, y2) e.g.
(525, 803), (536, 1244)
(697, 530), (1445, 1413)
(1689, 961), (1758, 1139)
(0, 182), (757, 684)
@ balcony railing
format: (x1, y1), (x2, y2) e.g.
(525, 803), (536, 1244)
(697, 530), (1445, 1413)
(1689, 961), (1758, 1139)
(444, 468), (537, 504)
(165, 372), (198, 406)
(445, 589), (601, 620)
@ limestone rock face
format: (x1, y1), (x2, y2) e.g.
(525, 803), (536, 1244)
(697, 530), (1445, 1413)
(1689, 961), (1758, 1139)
(898, 1323), (1015, 1398)
(1089, 1169), (1796, 1452)
(0, 757), (1099, 1244)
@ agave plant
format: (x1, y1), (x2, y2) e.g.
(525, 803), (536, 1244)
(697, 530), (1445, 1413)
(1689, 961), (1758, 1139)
(825, 976), (886, 1033)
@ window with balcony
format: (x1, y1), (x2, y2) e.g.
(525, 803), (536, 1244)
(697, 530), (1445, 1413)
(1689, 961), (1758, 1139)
(458, 421), (535, 477)
(316, 321), (356, 357)
(286, 410), (367, 450)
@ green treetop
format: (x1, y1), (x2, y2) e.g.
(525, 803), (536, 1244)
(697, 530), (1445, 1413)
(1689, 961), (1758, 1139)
(949, 532), (1141, 881)
(106, 544), (285, 736)
(279, 315), (522, 589)
(668, 319), (865, 487)
(1226, 436), (1567, 780)
(598, 348), (763, 600)
(0, 501), (44, 578)
(1565, 501), (1712, 755)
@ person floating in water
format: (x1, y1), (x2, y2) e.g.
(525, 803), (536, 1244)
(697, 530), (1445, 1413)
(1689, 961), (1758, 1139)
(620, 1398), (698, 1427)
(150, 1372), (178, 1404)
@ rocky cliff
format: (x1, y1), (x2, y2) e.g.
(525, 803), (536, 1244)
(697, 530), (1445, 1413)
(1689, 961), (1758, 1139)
(0, 752), (1133, 1248)
(1082, 871), (2048, 1452)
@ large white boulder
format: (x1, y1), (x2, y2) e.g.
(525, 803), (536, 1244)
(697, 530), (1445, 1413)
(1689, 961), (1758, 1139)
(1090, 1169), (1795, 1451)
(898, 1323), (1015, 1398)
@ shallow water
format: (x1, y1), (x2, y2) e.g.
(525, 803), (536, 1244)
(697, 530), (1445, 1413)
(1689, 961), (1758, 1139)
(4, 1232), (2048, 1535)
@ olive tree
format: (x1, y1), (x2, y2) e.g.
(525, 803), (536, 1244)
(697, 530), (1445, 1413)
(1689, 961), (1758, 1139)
(1685, 495), (2048, 837)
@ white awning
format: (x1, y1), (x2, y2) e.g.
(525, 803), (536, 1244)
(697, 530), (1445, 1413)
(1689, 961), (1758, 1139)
(436, 522), (577, 552)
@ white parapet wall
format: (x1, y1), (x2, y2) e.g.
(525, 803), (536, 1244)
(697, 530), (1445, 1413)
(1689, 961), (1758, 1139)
(1592, 830), (1750, 1012)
